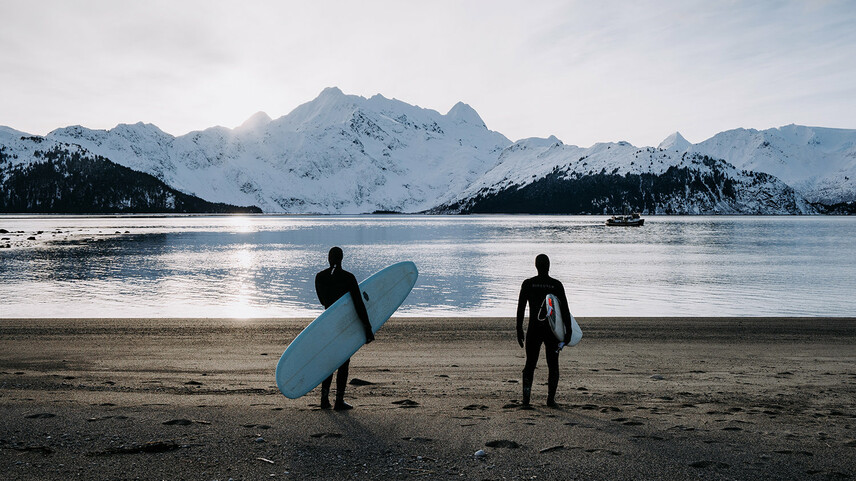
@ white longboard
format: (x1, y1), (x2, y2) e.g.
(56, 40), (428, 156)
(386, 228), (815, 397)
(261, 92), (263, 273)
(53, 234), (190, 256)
(275, 261), (418, 399)
(544, 293), (583, 347)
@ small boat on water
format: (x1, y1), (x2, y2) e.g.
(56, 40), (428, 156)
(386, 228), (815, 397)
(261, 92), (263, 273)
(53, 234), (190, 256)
(606, 213), (644, 227)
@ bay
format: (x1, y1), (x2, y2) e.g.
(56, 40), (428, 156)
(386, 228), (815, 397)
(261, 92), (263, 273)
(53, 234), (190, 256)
(0, 215), (854, 318)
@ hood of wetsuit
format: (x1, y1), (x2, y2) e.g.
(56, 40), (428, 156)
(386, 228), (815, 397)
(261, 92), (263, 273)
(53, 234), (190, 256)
(328, 246), (343, 268)
(535, 254), (550, 275)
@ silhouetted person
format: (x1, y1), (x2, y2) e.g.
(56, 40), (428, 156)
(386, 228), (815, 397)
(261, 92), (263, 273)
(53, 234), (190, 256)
(315, 246), (373, 410)
(516, 254), (571, 407)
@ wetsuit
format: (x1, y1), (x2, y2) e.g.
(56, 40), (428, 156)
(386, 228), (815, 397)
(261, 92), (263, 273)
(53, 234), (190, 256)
(315, 263), (372, 408)
(517, 273), (571, 405)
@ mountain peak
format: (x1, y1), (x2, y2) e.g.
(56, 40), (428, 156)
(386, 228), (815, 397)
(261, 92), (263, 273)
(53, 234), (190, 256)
(447, 101), (485, 128)
(658, 131), (691, 151)
(236, 111), (272, 131)
(319, 86), (345, 98)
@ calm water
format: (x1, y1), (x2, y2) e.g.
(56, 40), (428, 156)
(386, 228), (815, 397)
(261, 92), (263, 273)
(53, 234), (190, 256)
(0, 215), (854, 318)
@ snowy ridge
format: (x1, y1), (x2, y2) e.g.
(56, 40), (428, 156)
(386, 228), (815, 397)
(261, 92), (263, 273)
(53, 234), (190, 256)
(46, 87), (510, 213)
(3, 88), (855, 213)
(455, 138), (700, 200)
(0, 135), (259, 213)
(689, 125), (856, 204)
(437, 138), (814, 214)
(0, 129), (92, 168)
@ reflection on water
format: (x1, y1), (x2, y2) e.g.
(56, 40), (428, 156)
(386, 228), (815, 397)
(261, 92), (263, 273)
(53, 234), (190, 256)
(0, 215), (854, 318)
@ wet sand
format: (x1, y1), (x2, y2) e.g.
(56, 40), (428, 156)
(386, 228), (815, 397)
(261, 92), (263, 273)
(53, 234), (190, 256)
(1, 317), (855, 480)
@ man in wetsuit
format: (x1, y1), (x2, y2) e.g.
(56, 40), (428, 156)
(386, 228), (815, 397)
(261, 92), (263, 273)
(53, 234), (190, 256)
(516, 254), (571, 408)
(315, 246), (374, 410)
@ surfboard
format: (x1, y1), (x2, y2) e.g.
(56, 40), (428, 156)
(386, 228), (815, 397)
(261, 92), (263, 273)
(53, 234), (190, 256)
(544, 293), (583, 347)
(567, 312), (583, 347)
(275, 261), (418, 399)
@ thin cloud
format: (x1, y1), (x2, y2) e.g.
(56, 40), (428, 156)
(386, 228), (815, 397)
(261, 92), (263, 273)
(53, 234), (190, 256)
(0, 0), (853, 147)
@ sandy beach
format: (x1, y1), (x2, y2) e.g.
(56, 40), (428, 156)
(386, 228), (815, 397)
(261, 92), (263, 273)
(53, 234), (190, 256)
(1, 317), (854, 480)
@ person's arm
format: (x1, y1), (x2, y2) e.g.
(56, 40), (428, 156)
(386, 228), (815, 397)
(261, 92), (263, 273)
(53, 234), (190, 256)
(348, 273), (374, 344)
(557, 282), (572, 345)
(516, 281), (528, 348)
(315, 272), (329, 308)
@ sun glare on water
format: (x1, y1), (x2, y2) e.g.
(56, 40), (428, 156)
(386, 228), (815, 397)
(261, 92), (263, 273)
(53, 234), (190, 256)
(229, 216), (256, 234)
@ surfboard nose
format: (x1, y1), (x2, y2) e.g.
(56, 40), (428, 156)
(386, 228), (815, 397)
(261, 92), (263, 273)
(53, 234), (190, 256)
(397, 261), (419, 286)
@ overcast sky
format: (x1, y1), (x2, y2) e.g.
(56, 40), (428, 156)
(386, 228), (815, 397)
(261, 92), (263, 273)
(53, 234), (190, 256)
(1, 0), (854, 147)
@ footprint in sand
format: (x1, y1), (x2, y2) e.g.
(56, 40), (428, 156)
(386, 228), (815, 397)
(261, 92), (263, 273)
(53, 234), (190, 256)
(162, 419), (194, 426)
(689, 460), (730, 469)
(585, 448), (622, 456)
(90, 441), (181, 455)
(392, 399), (419, 408)
(25, 413), (56, 419)
(349, 378), (375, 386)
(485, 440), (520, 449)
(87, 415), (130, 422)
(463, 404), (489, 411)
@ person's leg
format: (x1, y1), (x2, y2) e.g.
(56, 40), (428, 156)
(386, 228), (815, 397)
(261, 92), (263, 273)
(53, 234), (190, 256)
(522, 329), (542, 406)
(320, 373), (334, 409)
(545, 340), (560, 407)
(334, 358), (352, 410)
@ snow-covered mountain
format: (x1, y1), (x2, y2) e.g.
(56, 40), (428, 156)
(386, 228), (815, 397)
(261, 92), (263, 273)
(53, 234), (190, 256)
(434, 137), (814, 214)
(3, 88), (855, 214)
(686, 125), (856, 205)
(0, 129), (260, 214)
(658, 131), (692, 152)
(46, 87), (511, 213)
